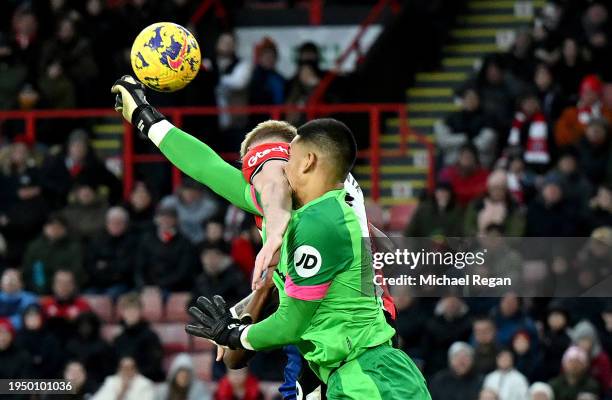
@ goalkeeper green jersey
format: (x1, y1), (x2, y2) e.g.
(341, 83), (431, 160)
(245, 188), (395, 383)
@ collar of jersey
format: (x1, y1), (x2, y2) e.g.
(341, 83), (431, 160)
(295, 188), (346, 213)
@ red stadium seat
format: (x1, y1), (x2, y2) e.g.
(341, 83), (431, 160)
(140, 287), (163, 322)
(190, 352), (213, 381)
(152, 323), (189, 354)
(83, 295), (114, 323)
(386, 204), (417, 233)
(164, 292), (191, 322)
(101, 324), (122, 343)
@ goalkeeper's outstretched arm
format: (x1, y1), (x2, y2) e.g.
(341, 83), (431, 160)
(111, 75), (259, 215)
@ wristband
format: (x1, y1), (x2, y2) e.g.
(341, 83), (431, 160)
(132, 105), (165, 136)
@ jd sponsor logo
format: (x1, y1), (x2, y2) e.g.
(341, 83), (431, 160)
(294, 245), (322, 278)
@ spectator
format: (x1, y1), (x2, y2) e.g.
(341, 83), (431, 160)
(582, 3), (612, 80)
(92, 356), (155, 400)
(215, 32), (251, 135)
(505, 30), (536, 83)
(285, 63), (322, 125)
(554, 150), (593, 211)
(38, 16), (98, 106)
(529, 382), (555, 400)
(438, 144), (490, 207)
(541, 303), (573, 381)
(155, 353), (212, 400)
(570, 320), (612, 393)
(404, 181), (464, 237)
(577, 118), (612, 185)
(65, 312), (115, 385)
(505, 155), (538, 205)
(533, 63), (564, 122)
(124, 181), (156, 236)
(22, 213), (83, 294)
(422, 296), (472, 375)
(483, 348), (529, 400)
(40, 269), (90, 341)
(249, 37), (285, 106)
(85, 206), (137, 298)
(429, 342), (483, 400)
(512, 330), (542, 383)
(37, 59), (76, 109)
(391, 286), (428, 359)
(41, 129), (121, 207)
(549, 346), (600, 400)
(553, 38), (590, 99)
(506, 92), (555, 173)
(525, 174), (580, 237)
(492, 293), (538, 348)
(464, 170), (525, 236)
(135, 206), (197, 292)
(585, 185), (612, 232)
(192, 242), (250, 307)
(574, 227), (612, 293)
(434, 87), (496, 167)
(160, 179), (219, 244)
(476, 225), (523, 292)
(230, 220), (261, 279)
(555, 74), (612, 147)
(60, 181), (107, 242)
(0, 269), (37, 330)
(60, 360), (98, 400)
(0, 140), (48, 265)
(113, 292), (164, 382)
(215, 367), (263, 400)
(202, 217), (229, 249)
(17, 304), (62, 378)
(0, 318), (31, 378)
(474, 55), (521, 131)
(472, 316), (501, 375)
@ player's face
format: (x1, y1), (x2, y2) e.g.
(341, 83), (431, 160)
(284, 136), (308, 192)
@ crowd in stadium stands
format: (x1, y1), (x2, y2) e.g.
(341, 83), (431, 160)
(0, 1), (611, 400)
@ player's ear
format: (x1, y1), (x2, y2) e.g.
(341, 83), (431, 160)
(302, 152), (316, 174)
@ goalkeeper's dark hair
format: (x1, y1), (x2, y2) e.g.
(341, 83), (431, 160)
(297, 118), (356, 181)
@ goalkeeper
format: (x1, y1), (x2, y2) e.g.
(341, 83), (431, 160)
(186, 119), (430, 399)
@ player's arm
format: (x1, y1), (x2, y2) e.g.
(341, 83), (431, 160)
(251, 160), (292, 289)
(185, 213), (347, 351)
(111, 75), (259, 215)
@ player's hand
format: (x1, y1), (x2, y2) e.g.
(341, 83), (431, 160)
(185, 295), (247, 350)
(252, 235), (282, 290)
(111, 75), (164, 135)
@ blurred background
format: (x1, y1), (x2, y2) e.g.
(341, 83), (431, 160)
(0, 0), (611, 399)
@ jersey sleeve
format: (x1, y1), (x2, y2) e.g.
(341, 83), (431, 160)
(284, 208), (353, 301)
(155, 123), (260, 215)
(241, 142), (290, 184)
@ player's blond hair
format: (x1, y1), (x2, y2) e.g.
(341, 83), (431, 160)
(240, 120), (297, 158)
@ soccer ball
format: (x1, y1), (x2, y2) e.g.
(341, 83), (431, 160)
(130, 22), (201, 92)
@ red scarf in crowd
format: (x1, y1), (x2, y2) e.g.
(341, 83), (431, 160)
(508, 111), (550, 165)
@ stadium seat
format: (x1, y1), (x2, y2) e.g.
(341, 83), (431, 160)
(140, 286), (163, 322)
(190, 351), (213, 381)
(101, 324), (122, 343)
(152, 323), (190, 354)
(83, 295), (114, 323)
(164, 292), (191, 322)
(386, 204), (417, 233)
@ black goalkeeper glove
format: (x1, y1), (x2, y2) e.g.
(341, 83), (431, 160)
(111, 75), (165, 136)
(185, 295), (249, 350)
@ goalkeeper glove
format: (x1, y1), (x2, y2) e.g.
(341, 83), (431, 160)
(111, 75), (165, 136)
(186, 295), (249, 350)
